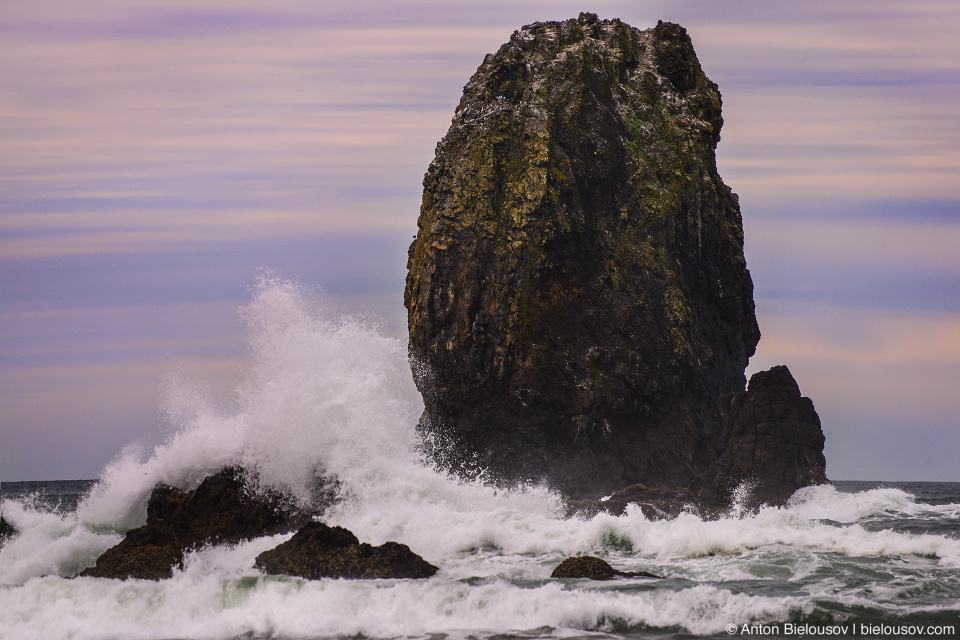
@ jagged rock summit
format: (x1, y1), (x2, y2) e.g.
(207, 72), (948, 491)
(405, 14), (827, 504)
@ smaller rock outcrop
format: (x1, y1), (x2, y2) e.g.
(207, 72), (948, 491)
(0, 516), (17, 544)
(564, 366), (827, 516)
(255, 521), (438, 580)
(696, 365), (828, 506)
(81, 467), (310, 580)
(551, 556), (661, 580)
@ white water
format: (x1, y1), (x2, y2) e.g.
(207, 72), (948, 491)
(2, 278), (960, 639)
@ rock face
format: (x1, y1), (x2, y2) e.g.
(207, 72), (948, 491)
(566, 365), (830, 512)
(81, 467), (309, 580)
(706, 365), (828, 506)
(551, 556), (661, 580)
(255, 522), (438, 580)
(405, 14), (762, 497)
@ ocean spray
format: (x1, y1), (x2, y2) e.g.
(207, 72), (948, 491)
(3, 278), (960, 639)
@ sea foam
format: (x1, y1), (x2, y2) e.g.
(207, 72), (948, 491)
(3, 277), (960, 640)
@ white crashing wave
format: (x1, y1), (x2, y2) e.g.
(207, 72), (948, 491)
(2, 277), (959, 639)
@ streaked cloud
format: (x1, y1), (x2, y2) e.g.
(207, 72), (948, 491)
(1, 15), (496, 260)
(750, 217), (960, 273)
(2, 0), (959, 480)
(0, 356), (246, 481)
(751, 301), (960, 480)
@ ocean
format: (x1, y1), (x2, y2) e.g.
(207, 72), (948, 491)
(2, 279), (959, 640)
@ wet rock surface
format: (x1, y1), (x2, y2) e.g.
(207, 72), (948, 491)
(567, 367), (829, 515)
(565, 483), (729, 520)
(81, 467), (311, 580)
(0, 516), (16, 544)
(405, 13), (827, 503)
(255, 521), (438, 580)
(406, 14), (761, 498)
(551, 556), (661, 580)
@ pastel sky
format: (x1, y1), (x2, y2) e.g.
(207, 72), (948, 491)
(2, 0), (959, 481)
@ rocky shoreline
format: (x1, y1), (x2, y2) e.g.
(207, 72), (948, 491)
(70, 461), (815, 583)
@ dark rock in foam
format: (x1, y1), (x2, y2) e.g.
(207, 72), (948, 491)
(255, 521), (438, 580)
(564, 482), (729, 520)
(405, 13), (827, 503)
(80, 467), (310, 580)
(80, 468), (437, 581)
(551, 555), (661, 580)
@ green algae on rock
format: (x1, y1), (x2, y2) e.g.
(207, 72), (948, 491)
(405, 13), (824, 503)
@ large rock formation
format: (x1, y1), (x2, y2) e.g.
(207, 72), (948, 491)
(406, 14), (772, 498)
(405, 14), (827, 503)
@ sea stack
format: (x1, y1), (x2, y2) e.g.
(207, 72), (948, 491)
(405, 14), (826, 502)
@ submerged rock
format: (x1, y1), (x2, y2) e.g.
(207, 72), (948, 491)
(0, 516), (17, 544)
(551, 556), (661, 580)
(81, 467), (310, 580)
(405, 13), (827, 503)
(255, 521), (438, 580)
